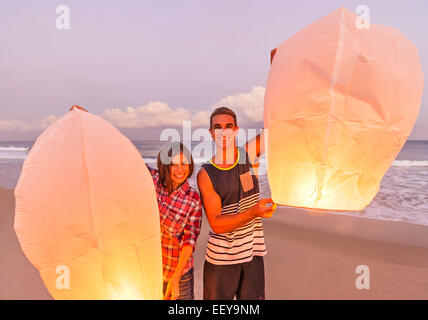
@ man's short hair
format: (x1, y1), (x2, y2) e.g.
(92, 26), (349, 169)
(210, 107), (237, 129)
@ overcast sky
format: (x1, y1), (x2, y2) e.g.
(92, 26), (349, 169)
(0, 0), (427, 141)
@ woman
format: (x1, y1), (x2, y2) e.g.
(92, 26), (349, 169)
(146, 141), (202, 300)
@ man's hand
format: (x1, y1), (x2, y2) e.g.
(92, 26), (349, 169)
(251, 198), (277, 218)
(164, 276), (180, 300)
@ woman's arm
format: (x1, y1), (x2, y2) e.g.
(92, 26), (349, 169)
(164, 246), (193, 300)
(164, 200), (202, 300)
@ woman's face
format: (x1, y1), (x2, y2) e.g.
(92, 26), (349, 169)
(169, 152), (190, 190)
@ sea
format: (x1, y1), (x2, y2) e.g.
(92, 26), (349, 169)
(1, 140), (427, 226)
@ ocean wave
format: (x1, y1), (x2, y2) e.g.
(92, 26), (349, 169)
(0, 146), (29, 152)
(3, 152), (427, 167)
(392, 160), (428, 167)
(144, 157), (428, 167)
(143, 156), (209, 164)
(0, 155), (27, 159)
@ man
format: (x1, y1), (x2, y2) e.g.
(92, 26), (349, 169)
(197, 107), (276, 300)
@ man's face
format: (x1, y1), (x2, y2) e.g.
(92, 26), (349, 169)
(209, 114), (239, 150)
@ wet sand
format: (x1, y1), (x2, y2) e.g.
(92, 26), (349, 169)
(0, 187), (51, 299)
(193, 206), (428, 299)
(1, 186), (428, 300)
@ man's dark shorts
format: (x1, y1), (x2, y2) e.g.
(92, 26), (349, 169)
(203, 256), (265, 300)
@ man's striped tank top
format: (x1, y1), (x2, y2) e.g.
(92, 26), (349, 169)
(201, 146), (267, 265)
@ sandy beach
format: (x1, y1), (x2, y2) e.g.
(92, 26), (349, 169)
(1, 186), (428, 300)
(0, 187), (51, 299)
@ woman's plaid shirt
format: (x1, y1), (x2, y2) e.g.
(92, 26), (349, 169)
(147, 164), (202, 282)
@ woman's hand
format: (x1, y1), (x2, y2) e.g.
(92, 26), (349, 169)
(163, 276), (180, 300)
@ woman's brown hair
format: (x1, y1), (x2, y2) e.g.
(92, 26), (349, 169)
(157, 141), (194, 195)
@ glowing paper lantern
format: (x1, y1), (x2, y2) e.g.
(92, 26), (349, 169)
(264, 7), (424, 210)
(14, 106), (163, 299)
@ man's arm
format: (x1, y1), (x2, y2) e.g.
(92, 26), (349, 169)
(197, 167), (275, 234)
(244, 129), (265, 168)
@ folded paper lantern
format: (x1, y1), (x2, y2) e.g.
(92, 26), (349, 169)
(264, 7), (424, 210)
(14, 106), (163, 299)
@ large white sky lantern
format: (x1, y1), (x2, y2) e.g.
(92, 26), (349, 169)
(264, 7), (424, 211)
(14, 106), (163, 299)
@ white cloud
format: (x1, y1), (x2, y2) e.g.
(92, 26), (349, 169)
(0, 120), (31, 131)
(0, 86), (265, 133)
(190, 110), (212, 127)
(101, 101), (193, 128)
(211, 86), (265, 126)
(38, 115), (58, 130)
(100, 86), (265, 129)
(0, 115), (58, 131)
